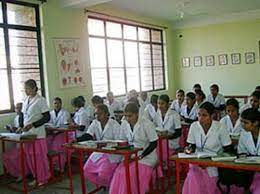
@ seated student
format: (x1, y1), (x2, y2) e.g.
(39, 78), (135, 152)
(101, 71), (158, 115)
(91, 95), (104, 108)
(180, 92), (198, 124)
(206, 84), (225, 111)
(121, 89), (139, 109)
(192, 83), (202, 92)
(170, 89), (185, 114)
(220, 98), (243, 136)
(138, 91), (150, 111)
(70, 96), (90, 138)
(110, 103), (158, 194)
(78, 95), (95, 122)
(77, 104), (122, 187)
(182, 102), (232, 194)
(153, 95), (182, 161)
(105, 91), (122, 118)
(144, 94), (158, 122)
(6, 102), (24, 133)
(195, 89), (206, 107)
(240, 91), (260, 113)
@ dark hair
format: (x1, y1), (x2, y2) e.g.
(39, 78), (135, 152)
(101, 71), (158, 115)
(195, 89), (206, 100)
(96, 104), (110, 116)
(176, 89), (185, 95)
(91, 95), (104, 104)
(241, 108), (260, 126)
(159, 94), (170, 104)
(71, 97), (84, 108)
(78, 96), (86, 103)
(193, 83), (201, 89)
(53, 97), (62, 104)
(199, 101), (215, 115)
(24, 79), (38, 92)
(210, 84), (219, 92)
(255, 86), (260, 91)
(186, 92), (196, 100)
(125, 103), (139, 114)
(150, 94), (159, 104)
(251, 91), (260, 100)
(226, 98), (239, 110)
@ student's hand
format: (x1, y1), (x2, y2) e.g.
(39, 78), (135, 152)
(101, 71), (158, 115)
(184, 146), (193, 154)
(16, 127), (23, 134)
(23, 124), (33, 131)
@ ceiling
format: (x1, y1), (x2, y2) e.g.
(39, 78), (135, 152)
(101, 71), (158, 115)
(60, 0), (260, 28)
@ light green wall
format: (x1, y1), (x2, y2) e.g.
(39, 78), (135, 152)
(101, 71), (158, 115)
(173, 19), (260, 95)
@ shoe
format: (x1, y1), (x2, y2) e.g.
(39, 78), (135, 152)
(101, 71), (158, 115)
(28, 179), (44, 187)
(16, 176), (22, 183)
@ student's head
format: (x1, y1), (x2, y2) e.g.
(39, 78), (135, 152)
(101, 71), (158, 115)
(106, 92), (114, 103)
(186, 92), (196, 107)
(240, 108), (260, 132)
(95, 104), (109, 123)
(255, 86), (260, 92)
(15, 103), (23, 113)
(140, 91), (148, 101)
(128, 89), (138, 100)
(249, 91), (260, 110)
(176, 89), (185, 102)
(198, 102), (215, 127)
(53, 97), (62, 110)
(195, 89), (206, 103)
(210, 84), (219, 97)
(124, 103), (139, 126)
(193, 83), (201, 91)
(158, 94), (170, 112)
(24, 79), (38, 96)
(91, 95), (104, 108)
(71, 97), (84, 110)
(150, 94), (159, 108)
(77, 96), (86, 105)
(225, 98), (239, 120)
(127, 97), (140, 107)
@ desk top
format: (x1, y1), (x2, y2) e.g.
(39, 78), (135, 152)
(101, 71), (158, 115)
(45, 127), (76, 132)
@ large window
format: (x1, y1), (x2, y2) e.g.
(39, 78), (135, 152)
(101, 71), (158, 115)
(88, 16), (166, 97)
(0, 0), (44, 113)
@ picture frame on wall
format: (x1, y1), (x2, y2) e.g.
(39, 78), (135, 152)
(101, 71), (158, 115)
(231, 53), (241, 64)
(205, 55), (215, 66)
(245, 52), (255, 64)
(182, 57), (190, 68)
(194, 56), (202, 67)
(218, 54), (228, 65)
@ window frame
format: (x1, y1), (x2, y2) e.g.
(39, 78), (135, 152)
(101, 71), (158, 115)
(0, 0), (44, 114)
(88, 15), (166, 97)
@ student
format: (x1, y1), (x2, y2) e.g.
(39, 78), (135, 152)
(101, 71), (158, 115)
(6, 102), (24, 132)
(71, 96), (90, 137)
(154, 95), (182, 160)
(206, 84), (225, 111)
(3, 79), (50, 185)
(144, 94), (158, 122)
(109, 103), (158, 194)
(195, 89), (206, 107)
(220, 98), (243, 136)
(240, 91), (260, 113)
(182, 102), (232, 194)
(78, 95), (95, 122)
(91, 95), (104, 108)
(180, 92), (198, 124)
(105, 91), (122, 118)
(193, 83), (202, 92)
(77, 104), (122, 187)
(170, 89), (185, 114)
(121, 89), (139, 108)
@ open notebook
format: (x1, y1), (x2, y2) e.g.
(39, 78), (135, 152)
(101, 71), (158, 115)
(178, 151), (217, 159)
(235, 157), (260, 164)
(0, 133), (21, 140)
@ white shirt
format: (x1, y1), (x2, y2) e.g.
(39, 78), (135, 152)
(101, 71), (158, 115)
(180, 104), (198, 120)
(238, 130), (260, 155)
(138, 97), (150, 113)
(73, 107), (90, 137)
(220, 115), (243, 135)
(153, 108), (182, 149)
(170, 100), (185, 114)
(22, 94), (49, 138)
(84, 105), (95, 121)
(206, 93), (225, 108)
(120, 117), (158, 167)
(13, 114), (21, 128)
(105, 100), (122, 118)
(187, 121), (231, 176)
(144, 104), (157, 122)
(48, 108), (70, 128)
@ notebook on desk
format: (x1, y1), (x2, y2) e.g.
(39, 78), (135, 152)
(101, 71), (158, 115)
(178, 151), (217, 159)
(235, 157), (260, 164)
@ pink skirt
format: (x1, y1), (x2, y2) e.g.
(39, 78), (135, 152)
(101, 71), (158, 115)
(83, 153), (119, 187)
(3, 138), (50, 183)
(156, 139), (175, 162)
(109, 162), (154, 194)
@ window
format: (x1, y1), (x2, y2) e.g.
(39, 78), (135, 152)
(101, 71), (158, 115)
(0, 0), (44, 113)
(88, 16), (166, 97)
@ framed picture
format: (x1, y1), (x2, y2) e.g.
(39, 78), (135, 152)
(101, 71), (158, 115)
(245, 52), (255, 64)
(218, 54), (228, 65)
(182, 57), (190, 68)
(194, 56), (202, 67)
(231, 53), (241, 64)
(205, 55), (215, 66)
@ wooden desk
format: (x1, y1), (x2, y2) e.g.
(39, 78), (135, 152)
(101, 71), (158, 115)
(45, 127), (76, 143)
(170, 155), (260, 194)
(64, 143), (142, 194)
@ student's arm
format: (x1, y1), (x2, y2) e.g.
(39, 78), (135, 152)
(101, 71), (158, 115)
(19, 113), (24, 128)
(184, 117), (197, 124)
(223, 144), (235, 154)
(184, 143), (196, 154)
(140, 141), (157, 158)
(76, 133), (93, 142)
(215, 104), (225, 111)
(168, 128), (182, 139)
(32, 111), (50, 128)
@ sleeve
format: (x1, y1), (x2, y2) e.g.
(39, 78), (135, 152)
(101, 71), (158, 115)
(119, 121), (132, 142)
(113, 121), (122, 140)
(64, 110), (71, 124)
(219, 124), (232, 146)
(79, 111), (89, 126)
(237, 133), (247, 154)
(86, 121), (96, 136)
(39, 98), (49, 113)
(144, 121), (158, 142)
(220, 94), (226, 105)
(173, 112), (182, 129)
(186, 123), (196, 144)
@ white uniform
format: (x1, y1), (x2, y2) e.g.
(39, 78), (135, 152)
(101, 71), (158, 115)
(22, 94), (49, 138)
(187, 121), (231, 176)
(120, 117), (158, 167)
(48, 108), (70, 128)
(105, 100), (122, 118)
(73, 107), (90, 137)
(206, 93), (225, 108)
(180, 104), (198, 120)
(238, 130), (260, 155)
(13, 114), (21, 128)
(153, 108), (182, 149)
(144, 104), (157, 122)
(84, 105), (95, 121)
(138, 97), (150, 113)
(170, 100), (185, 114)
(220, 115), (243, 135)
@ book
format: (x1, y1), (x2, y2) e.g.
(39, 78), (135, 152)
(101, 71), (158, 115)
(178, 151), (217, 159)
(234, 157), (260, 164)
(211, 156), (237, 162)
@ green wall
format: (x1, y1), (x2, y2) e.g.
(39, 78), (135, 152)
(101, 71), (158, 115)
(173, 19), (260, 95)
